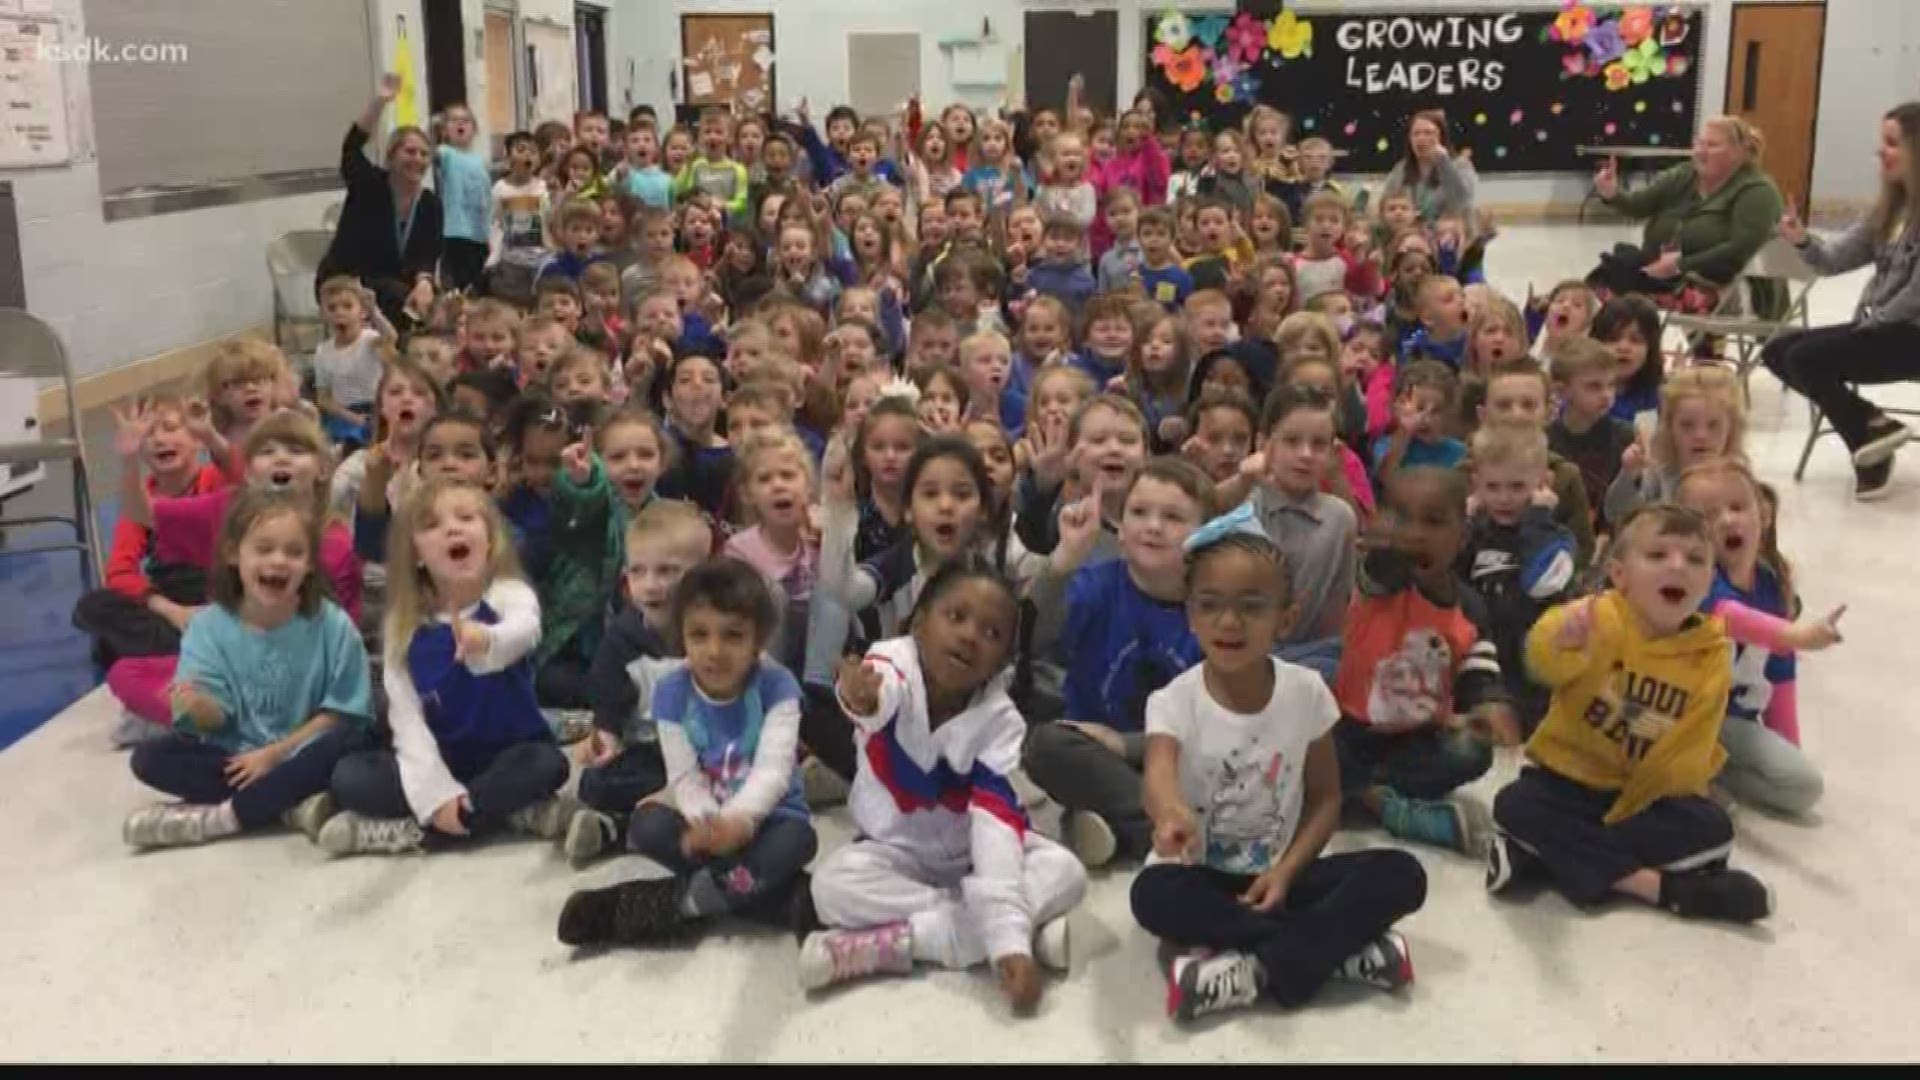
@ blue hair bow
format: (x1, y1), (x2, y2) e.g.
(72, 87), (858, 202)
(1183, 500), (1268, 555)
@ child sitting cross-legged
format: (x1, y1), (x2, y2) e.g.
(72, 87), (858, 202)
(1333, 466), (1523, 854)
(801, 562), (1087, 1016)
(558, 558), (816, 947)
(1488, 504), (1774, 924)
(319, 479), (571, 856)
(1132, 505), (1427, 1022)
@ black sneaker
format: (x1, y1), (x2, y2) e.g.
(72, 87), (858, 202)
(1484, 832), (1542, 896)
(1659, 868), (1774, 923)
(1855, 457), (1896, 502)
(1852, 416), (1912, 468)
(557, 878), (693, 947)
(786, 870), (822, 943)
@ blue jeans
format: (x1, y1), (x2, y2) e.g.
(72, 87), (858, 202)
(628, 803), (818, 924)
(331, 739), (568, 839)
(131, 728), (350, 830)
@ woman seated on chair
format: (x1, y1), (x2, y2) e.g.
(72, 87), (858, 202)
(316, 71), (442, 329)
(1585, 115), (1784, 316)
(1764, 102), (1920, 502)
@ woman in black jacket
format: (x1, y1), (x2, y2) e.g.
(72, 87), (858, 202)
(318, 73), (444, 327)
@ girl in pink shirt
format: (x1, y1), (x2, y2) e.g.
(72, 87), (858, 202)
(111, 409), (363, 729)
(722, 428), (820, 674)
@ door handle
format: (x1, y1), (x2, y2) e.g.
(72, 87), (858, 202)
(1743, 41), (1760, 111)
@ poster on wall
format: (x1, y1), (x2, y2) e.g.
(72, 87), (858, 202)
(1141, 4), (1705, 173)
(680, 13), (775, 119)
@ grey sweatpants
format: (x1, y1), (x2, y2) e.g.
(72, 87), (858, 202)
(1718, 720), (1823, 816)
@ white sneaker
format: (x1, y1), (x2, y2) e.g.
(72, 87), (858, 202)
(282, 792), (337, 841)
(110, 711), (166, 749)
(1168, 950), (1264, 1021)
(1061, 809), (1117, 868)
(317, 811), (425, 856)
(123, 803), (236, 849)
(563, 808), (620, 868)
(797, 923), (914, 991)
(1034, 916), (1071, 973)
(508, 794), (577, 840)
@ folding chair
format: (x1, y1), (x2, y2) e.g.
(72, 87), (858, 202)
(1662, 238), (1819, 406)
(266, 230), (334, 359)
(1793, 387), (1920, 481)
(0, 309), (103, 590)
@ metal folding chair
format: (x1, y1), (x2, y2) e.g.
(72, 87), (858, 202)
(1663, 238), (1819, 406)
(1793, 388), (1920, 481)
(266, 230), (334, 359)
(0, 309), (103, 589)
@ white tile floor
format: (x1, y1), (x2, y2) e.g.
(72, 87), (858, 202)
(6, 225), (1920, 1062)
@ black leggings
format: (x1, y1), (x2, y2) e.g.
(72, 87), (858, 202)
(1762, 321), (1920, 450)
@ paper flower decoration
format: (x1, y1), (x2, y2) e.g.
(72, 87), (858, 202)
(1232, 69), (1261, 101)
(1190, 14), (1229, 53)
(1603, 61), (1633, 91)
(1268, 10), (1312, 59)
(1562, 51), (1591, 77)
(1216, 83), (1237, 104)
(1225, 11), (1267, 64)
(1618, 7), (1655, 46)
(1621, 37), (1667, 83)
(1552, 3), (1594, 44)
(1162, 45), (1209, 92)
(1584, 21), (1626, 66)
(1658, 12), (1690, 47)
(1156, 10), (1192, 50)
(1211, 53), (1247, 87)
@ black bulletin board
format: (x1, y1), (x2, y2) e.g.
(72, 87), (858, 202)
(1026, 10), (1118, 116)
(1142, 5), (1706, 173)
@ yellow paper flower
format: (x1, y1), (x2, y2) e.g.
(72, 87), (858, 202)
(1268, 10), (1312, 59)
(1602, 61), (1632, 91)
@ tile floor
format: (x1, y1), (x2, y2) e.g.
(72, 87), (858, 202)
(4, 225), (1920, 1061)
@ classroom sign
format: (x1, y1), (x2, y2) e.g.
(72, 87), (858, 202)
(1142, 3), (1705, 173)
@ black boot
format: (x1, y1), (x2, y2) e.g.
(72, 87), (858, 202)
(557, 878), (695, 947)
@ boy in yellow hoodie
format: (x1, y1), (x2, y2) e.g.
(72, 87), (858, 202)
(1485, 504), (1772, 923)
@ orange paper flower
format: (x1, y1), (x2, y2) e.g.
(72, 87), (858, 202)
(1166, 45), (1208, 92)
(1554, 4), (1594, 44)
(1602, 61), (1632, 91)
(1618, 7), (1655, 46)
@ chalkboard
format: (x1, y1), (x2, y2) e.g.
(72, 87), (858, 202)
(1142, 5), (1706, 174)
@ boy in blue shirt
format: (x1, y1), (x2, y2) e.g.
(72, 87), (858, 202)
(1374, 360), (1467, 477)
(1025, 213), (1097, 320)
(1401, 274), (1471, 370)
(615, 125), (672, 210)
(1136, 207), (1194, 312)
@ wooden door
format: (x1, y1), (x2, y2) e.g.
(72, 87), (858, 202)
(1725, 2), (1826, 216)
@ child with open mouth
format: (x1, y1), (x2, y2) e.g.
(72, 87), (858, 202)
(724, 427), (822, 675)
(121, 486), (371, 850)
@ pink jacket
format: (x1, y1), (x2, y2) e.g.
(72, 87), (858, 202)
(1090, 138), (1171, 259)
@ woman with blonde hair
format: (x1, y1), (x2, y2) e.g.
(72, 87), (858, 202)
(1586, 114), (1782, 306)
(1764, 101), (1920, 500)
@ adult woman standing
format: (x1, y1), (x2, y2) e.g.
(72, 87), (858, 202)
(1587, 115), (1782, 306)
(318, 73), (443, 327)
(1379, 110), (1476, 225)
(1764, 103), (1920, 501)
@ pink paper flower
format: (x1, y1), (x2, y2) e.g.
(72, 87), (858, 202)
(1225, 11), (1267, 64)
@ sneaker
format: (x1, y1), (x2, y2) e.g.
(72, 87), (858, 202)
(557, 877), (691, 948)
(123, 803), (234, 849)
(799, 755), (851, 809)
(1379, 792), (1473, 853)
(797, 923), (914, 991)
(1485, 832), (1543, 895)
(1852, 416), (1912, 468)
(787, 871), (822, 943)
(282, 792), (337, 842)
(317, 811), (425, 856)
(1334, 930), (1414, 992)
(1167, 950), (1265, 1021)
(544, 709), (596, 745)
(563, 809), (620, 868)
(1660, 868), (1774, 923)
(1061, 809), (1118, 869)
(110, 711), (167, 749)
(1034, 916), (1071, 973)
(508, 794), (577, 840)
(1855, 457), (1896, 502)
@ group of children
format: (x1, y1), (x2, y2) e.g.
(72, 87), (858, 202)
(73, 84), (1849, 1024)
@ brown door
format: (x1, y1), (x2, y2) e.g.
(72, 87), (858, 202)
(1725, 2), (1826, 216)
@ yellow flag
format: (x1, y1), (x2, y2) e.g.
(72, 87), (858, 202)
(392, 15), (420, 128)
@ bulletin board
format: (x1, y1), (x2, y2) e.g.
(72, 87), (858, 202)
(0, 15), (73, 169)
(1141, 4), (1706, 174)
(680, 13), (775, 116)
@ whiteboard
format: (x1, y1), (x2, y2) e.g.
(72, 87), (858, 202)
(0, 15), (71, 168)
